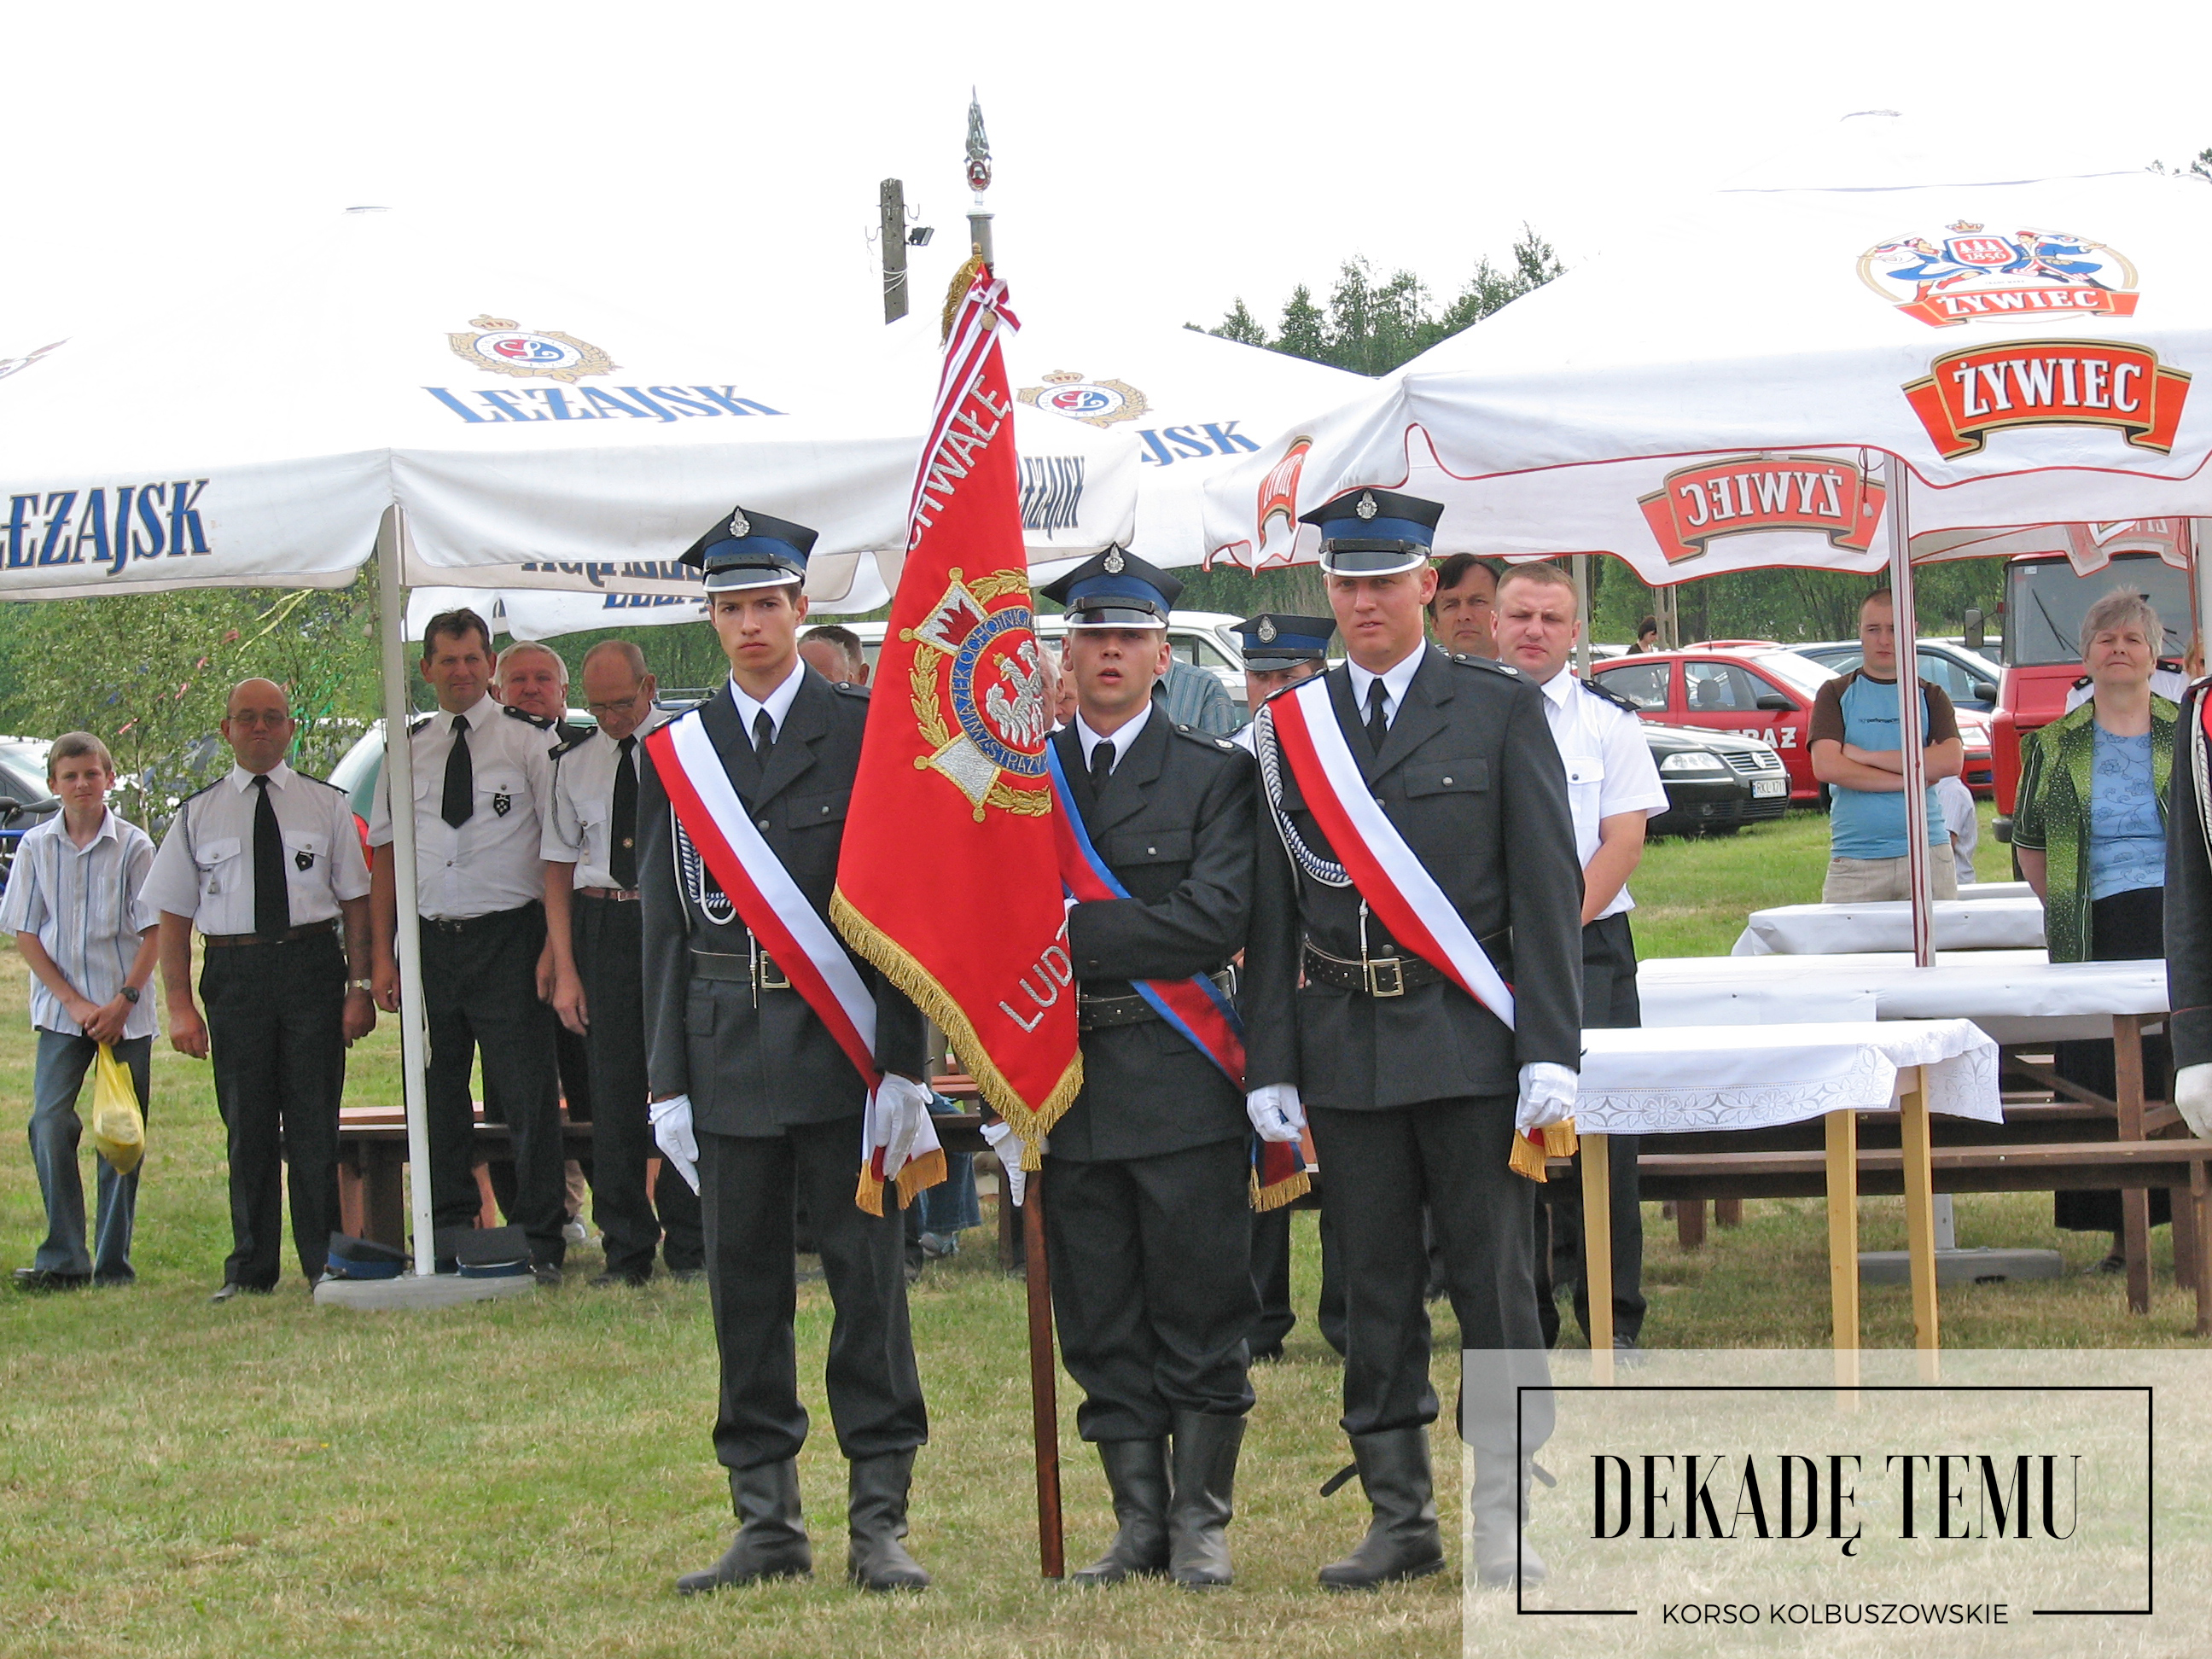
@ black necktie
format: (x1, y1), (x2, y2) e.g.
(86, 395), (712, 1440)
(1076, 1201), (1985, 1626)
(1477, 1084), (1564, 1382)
(609, 736), (638, 891)
(753, 709), (776, 757)
(1090, 738), (1115, 790)
(252, 775), (291, 939)
(1364, 679), (1390, 754)
(440, 713), (474, 828)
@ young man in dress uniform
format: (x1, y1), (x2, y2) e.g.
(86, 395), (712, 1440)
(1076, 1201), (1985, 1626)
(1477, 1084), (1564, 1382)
(1242, 490), (1583, 1591)
(544, 640), (704, 1287)
(638, 506), (934, 1595)
(150, 679), (376, 1299)
(1228, 613), (1337, 1363)
(1032, 550), (1260, 1591)
(1493, 562), (1669, 1353)
(367, 609), (567, 1284)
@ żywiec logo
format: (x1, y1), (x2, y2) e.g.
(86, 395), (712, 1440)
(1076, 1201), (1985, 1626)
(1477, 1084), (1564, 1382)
(1637, 456), (1885, 565)
(446, 314), (617, 382)
(1017, 369), (1149, 428)
(905, 569), (1052, 820)
(1903, 340), (2192, 458)
(1250, 436), (1313, 567)
(1860, 224), (2138, 328)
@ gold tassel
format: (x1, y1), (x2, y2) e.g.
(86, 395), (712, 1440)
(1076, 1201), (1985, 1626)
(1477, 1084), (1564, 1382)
(1508, 1118), (1582, 1184)
(1249, 1165), (1312, 1213)
(941, 253), (986, 342)
(894, 1147), (948, 1208)
(854, 1169), (884, 1217)
(1509, 1133), (1549, 1183)
(1544, 1118), (1580, 1161)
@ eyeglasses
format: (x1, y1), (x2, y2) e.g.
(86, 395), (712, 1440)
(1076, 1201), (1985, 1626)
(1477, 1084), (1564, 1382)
(586, 690), (648, 717)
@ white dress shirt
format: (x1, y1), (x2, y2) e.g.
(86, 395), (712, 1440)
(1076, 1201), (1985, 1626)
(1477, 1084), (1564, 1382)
(544, 710), (668, 888)
(0, 808), (160, 1039)
(1536, 668), (1670, 921)
(145, 762), (371, 934)
(365, 693), (556, 920)
(729, 660), (807, 744)
(1345, 644), (1426, 731)
(1074, 701), (1153, 773)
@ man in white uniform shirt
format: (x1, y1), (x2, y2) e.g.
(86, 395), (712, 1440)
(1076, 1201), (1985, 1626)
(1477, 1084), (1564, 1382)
(367, 608), (565, 1283)
(150, 679), (375, 1299)
(544, 639), (703, 1287)
(1493, 562), (1670, 1352)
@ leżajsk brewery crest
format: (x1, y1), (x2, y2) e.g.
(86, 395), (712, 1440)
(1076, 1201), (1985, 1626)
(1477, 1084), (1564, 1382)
(906, 568), (1052, 821)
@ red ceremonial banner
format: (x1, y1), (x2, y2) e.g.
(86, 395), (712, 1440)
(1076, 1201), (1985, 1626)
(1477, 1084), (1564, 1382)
(831, 268), (1081, 1156)
(1902, 339), (2192, 459)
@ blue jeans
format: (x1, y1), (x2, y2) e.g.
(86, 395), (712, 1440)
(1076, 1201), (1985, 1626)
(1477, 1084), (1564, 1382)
(27, 1029), (149, 1279)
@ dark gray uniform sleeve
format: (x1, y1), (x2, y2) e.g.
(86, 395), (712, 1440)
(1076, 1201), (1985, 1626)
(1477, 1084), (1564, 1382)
(2168, 685), (2212, 1073)
(1499, 678), (1585, 1071)
(637, 745), (690, 1099)
(873, 978), (927, 1082)
(1067, 748), (1255, 982)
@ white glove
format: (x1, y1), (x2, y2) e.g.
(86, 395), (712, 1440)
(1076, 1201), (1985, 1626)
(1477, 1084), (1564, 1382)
(979, 1118), (1033, 1207)
(649, 1093), (701, 1194)
(1245, 1082), (1306, 1144)
(875, 1073), (932, 1175)
(1515, 1062), (1579, 1133)
(2178, 1063), (2212, 1140)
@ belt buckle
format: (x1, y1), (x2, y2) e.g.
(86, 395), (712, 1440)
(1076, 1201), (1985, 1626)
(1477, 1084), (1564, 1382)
(754, 956), (793, 993)
(1363, 956), (1406, 998)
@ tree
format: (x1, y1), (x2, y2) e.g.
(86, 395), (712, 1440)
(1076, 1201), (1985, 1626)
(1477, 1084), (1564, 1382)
(1272, 283), (1330, 364)
(1205, 298), (1267, 346)
(2151, 146), (2212, 181)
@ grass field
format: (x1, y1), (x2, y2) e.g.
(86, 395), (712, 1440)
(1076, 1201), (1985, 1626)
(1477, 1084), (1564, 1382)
(2, 801), (2198, 1658)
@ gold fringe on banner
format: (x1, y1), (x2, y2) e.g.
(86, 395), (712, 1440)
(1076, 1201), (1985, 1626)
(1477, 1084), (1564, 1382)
(1508, 1118), (1580, 1183)
(1249, 1165), (1312, 1213)
(941, 253), (987, 342)
(854, 1146), (950, 1219)
(830, 888), (1082, 1170)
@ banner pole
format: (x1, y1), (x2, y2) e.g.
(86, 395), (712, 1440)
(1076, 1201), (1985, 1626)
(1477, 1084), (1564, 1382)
(1022, 1171), (1064, 1578)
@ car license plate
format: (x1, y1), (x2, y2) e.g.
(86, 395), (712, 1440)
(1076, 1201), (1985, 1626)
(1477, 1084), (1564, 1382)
(1751, 778), (1786, 798)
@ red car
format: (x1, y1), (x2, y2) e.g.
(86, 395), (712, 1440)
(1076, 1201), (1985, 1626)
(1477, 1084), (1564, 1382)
(1591, 643), (1839, 803)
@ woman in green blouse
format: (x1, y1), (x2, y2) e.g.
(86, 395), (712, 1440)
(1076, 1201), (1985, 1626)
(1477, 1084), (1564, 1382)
(2013, 590), (2178, 1265)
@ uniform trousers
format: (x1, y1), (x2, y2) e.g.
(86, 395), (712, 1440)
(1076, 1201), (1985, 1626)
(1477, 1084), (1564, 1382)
(1536, 911), (1646, 1347)
(27, 1031), (149, 1280)
(419, 903), (564, 1263)
(572, 894), (701, 1276)
(1044, 1138), (1258, 1442)
(1249, 1207), (1296, 1355)
(201, 932), (346, 1286)
(697, 1115), (927, 1470)
(1307, 1095), (1549, 1446)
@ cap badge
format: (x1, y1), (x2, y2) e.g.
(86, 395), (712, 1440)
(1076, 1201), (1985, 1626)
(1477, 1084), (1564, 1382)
(1103, 548), (1126, 573)
(1355, 492), (1379, 520)
(727, 509), (752, 539)
(1256, 616), (1278, 643)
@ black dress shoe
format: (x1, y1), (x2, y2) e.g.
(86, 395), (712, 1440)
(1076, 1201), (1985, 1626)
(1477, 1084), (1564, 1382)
(590, 1269), (650, 1289)
(208, 1283), (271, 1304)
(14, 1267), (90, 1292)
(532, 1262), (565, 1289)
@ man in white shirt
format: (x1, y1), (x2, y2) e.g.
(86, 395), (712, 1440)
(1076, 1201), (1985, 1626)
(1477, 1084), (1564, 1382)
(149, 679), (375, 1299)
(544, 640), (702, 1287)
(367, 608), (564, 1283)
(1493, 562), (1670, 1353)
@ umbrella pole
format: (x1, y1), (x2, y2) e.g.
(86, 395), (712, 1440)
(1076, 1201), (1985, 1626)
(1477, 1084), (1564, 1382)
(375, 509), (439, 1272)
(1883, 460), (1935, 968)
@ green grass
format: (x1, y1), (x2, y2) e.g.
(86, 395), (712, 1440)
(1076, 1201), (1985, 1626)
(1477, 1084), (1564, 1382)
(1, 799), (2196, 1658)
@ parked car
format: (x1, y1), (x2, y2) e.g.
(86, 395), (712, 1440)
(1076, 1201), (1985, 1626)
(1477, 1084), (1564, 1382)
(0, 738), (57, 888)
(1642, 722), (1791, 836)
(1589, 643), (1838, 802)
(1779, 638), (1998, 794)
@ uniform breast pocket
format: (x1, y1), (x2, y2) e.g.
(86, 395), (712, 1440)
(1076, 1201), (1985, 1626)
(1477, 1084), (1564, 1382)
(194, 835), (242, 890)
(474, 768), (526, 821)
(1105, 829), (1193, 867)
(1402, 758), (1489, 798)
(781, 789), (850, 868)
(1563, 757), (1604, 790)
(281, 830), (326, 874)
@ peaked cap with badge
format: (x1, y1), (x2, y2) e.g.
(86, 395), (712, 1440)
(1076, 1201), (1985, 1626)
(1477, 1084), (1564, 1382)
(681, 504), (819, 592)
(1039, 546), (1180, 629)
(1233, 612), (1334, 673)
(1298, 488), (1444, 578)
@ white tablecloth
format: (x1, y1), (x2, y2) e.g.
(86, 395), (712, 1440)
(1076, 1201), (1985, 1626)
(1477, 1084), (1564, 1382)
(1577, 1019), (2000, 1134)
(1732, 896), (2046, 956)
(1639, 952), (2168, 1044)
(1959, 881), (2034, 901)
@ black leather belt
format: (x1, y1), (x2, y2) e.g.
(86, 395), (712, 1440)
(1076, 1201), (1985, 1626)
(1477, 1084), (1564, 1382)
(204, 922), (339, 949)
(426, 903), (538, 936)
(1076, 969), (1235, 1033)
(1301, 933), (1507, 998)
(690, 948), (793, 992)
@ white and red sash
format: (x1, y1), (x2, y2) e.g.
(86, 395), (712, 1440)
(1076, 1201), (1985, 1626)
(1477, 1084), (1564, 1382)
(646, 711), (943, 1214)
(1260, 672), (1517, 1029)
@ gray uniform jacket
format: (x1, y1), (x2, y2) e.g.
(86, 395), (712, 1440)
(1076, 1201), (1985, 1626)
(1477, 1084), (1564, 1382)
(639, 672), (925, 1135)
(2168, 680), (2212, 1074)
(1241, 646), (1584, 1109)
(1055, 712), (1256, 1161)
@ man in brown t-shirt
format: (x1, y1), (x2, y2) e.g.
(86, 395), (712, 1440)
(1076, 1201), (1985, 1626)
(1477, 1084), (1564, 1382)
(1807, 589), (1965, 903)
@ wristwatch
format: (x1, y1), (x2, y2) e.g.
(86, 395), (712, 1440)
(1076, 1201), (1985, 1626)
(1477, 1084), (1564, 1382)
(119, 986), (141, 1005)
(347, 978), (374, 994)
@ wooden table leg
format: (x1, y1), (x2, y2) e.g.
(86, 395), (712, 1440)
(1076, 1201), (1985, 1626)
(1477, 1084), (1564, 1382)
(2172, 1179), (2200, 1290)
(364, 1144), (407, 1249)
(2193, 1162), (2212, 1340)
(1582, 1133), (1614, 1385)
(2115, 1015), (2151, 1316)
(1714, 1199), (1743, 1228)
(1676, 1199), (1708, 1251)
(1900, 1065), (1941, 1378)
(1825, 1109), (1860, 1388)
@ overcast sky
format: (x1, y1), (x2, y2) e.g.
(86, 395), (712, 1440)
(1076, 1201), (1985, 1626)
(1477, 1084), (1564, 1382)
(8, 1), (2209, 351)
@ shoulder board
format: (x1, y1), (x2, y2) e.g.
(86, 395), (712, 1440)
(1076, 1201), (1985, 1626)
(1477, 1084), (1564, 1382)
(177, 779), (224, 808)
(1259, 676), (1313, 707)
(2159, 658), (2185, 672)
(2070, 673), (2093, 690)
(503, 704), (555, 730)
(832, 681), (871, 699)
(551, 729), (592, 759)
(1171, 723), (1241, 754)
(1580, 676), (1641, 715)
(407, 713), (436, 734)
(299, 771), (345, 792)
(1451, 652), (1520, 678)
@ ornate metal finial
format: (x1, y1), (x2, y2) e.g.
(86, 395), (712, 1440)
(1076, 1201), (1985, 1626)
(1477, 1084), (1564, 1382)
(966, 90), (992, 195)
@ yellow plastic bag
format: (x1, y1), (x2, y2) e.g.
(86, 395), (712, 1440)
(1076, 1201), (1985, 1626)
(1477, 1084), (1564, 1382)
(89, 1043), (145, 1176)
